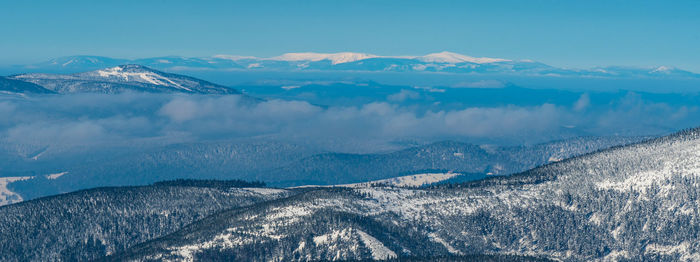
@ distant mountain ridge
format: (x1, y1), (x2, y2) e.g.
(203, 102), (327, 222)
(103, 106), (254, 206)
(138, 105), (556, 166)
(7, 52), (698, 78)
(8, 65), (240, 94)
(4, 136), (645, 203)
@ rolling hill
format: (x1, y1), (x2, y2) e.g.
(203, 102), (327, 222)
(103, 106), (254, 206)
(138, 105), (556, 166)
(8, 65), (240, 94)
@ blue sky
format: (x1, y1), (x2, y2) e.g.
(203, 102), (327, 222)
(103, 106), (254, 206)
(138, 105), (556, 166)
(1, 0), (699, 71)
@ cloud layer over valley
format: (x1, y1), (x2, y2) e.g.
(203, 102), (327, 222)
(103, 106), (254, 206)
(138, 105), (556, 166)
(2, 90), (699, 152)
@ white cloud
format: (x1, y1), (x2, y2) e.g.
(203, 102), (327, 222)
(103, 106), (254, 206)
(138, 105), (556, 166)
(387, 90), (420, 102)
(159, 98), (199, 123)
(1, 91), (699, 150)
(573, 93), (590, 112)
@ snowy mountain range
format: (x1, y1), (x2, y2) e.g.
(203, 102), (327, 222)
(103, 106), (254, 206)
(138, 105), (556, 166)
(106, 128), (700, 261)
(7, 65), (240, 94)
(7, 52), (699, 78)
(262, 51), (511, 64)
(1, 128), (700, 261)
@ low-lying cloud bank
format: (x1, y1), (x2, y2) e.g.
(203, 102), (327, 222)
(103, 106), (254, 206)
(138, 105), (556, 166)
(1, 92), (698, 151)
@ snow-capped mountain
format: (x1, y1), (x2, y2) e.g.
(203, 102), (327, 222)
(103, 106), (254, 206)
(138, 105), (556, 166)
(262, 51), (509, 65)
(416, 51), (510, 64)
(268, 52), (381, 64)
(9, 65), (240, 94)
(11, 53), (697, 79)
(101, 127), (700, 261)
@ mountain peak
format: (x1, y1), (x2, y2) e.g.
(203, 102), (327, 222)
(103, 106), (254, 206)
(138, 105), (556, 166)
(418, 51), (510, 64)
(650, 65), (674, 74)
(270, 52), (379, 64)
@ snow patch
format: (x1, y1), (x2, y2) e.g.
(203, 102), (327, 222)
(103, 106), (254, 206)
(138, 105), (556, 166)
(281, 85), (301, 90)
(429, 232), (463, 255)
(313, 228), (353, 246)
(353, 172), (461, 187)
(292, 173), (460, 189)
(603, 250), (630, 261)
(548, 156), (563, 162)
(588, 213), (603, 226)
(0, 176), (34, 206)
(240, 187), (287, 196)
(644, 241), (700, 261)
(96, 66), (192, 91)
(266, 205), (313, 221)
(46, 171), (68, 180)
(356, 229), (397, 260)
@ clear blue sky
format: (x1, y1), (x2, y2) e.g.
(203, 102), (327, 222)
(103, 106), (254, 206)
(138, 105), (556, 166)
(1, 0), (699, 71)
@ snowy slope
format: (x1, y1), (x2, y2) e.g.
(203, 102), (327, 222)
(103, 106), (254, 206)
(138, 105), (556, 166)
(91, 66), (193, 91)
(292, 172), (462, 188)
